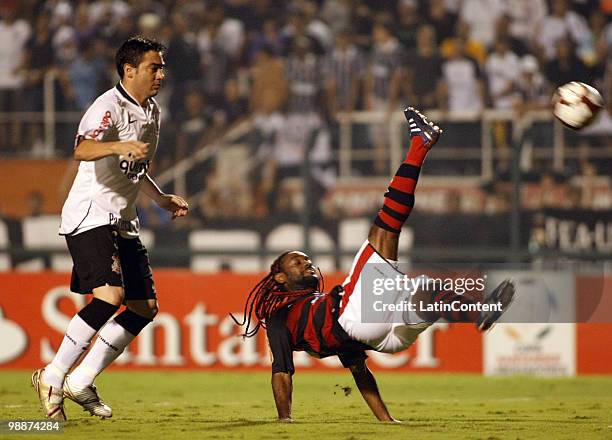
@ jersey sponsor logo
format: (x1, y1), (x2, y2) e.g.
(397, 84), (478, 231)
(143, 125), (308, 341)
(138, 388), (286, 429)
(109, 213), (139, 233)
(119, 159), (150, 181)
(89, 110), (112, 139)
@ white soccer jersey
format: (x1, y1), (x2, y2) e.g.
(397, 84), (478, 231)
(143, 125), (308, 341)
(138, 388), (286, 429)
(59, 82), (160, 238)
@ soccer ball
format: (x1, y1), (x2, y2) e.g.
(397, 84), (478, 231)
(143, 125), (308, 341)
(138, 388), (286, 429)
(553, 81), (603, 130)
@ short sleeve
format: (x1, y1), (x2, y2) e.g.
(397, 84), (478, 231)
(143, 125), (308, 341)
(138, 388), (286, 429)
(266, 309), (295, 375)
(337, 350), (368, 368)
(74, 99), (118, 148)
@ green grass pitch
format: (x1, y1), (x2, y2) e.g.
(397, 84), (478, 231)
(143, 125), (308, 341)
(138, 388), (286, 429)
(1, 371), (612, 439)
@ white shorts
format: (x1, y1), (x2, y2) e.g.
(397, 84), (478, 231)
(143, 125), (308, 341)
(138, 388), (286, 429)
(338, 240), (432, 354)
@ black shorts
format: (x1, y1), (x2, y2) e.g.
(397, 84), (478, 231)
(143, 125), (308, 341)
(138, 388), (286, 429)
(65, 225), (156, 300)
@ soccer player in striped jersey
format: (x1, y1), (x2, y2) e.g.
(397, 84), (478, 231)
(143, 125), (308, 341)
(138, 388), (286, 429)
(235, 108), (515, 423)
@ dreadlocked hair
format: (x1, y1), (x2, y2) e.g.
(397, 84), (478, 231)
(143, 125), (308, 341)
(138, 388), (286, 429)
(231, 251), (324, 338)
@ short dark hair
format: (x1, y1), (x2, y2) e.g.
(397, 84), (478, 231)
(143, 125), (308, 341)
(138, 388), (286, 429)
(115, 36), (166, 79)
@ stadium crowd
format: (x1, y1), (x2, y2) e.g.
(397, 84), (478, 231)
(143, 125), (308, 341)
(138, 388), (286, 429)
(1, 0), (611, 224)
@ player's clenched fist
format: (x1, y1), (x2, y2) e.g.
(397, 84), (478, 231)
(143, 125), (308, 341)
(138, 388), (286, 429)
(112, 140), (149, 160)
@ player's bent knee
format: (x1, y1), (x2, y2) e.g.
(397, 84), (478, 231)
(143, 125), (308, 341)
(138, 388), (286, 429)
(92, 285), (125, 306)
(126, 299), (158, 320)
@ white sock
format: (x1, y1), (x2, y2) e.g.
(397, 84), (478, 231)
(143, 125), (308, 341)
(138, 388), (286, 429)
(69, 320), (136, 388)
(43, 315), (97, 389)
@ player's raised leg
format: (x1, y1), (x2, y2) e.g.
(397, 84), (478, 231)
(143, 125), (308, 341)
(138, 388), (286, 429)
(337, 108), (441, 350)
(368, 107), (441, 260)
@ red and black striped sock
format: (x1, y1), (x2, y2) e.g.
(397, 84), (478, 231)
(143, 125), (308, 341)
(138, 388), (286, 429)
(374, 137), (430, 233)
(430, 290), (479, 322)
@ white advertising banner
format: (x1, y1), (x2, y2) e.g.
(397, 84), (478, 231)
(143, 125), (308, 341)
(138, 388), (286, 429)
(483, 271), (576, 376)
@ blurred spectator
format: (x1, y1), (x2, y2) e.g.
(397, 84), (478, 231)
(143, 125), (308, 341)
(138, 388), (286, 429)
(0, 4), (30, 151)
(46, 0), (73, 29)
(424, 0), (457, 45)
(320, 0), (352, 36)
(22, 13), (53, 149)
(459, 0), (504, 49)
(105, 14), (136, 51)
(299, 0), (334, 52)
(198, 1), (245, 62)
(486, 37), (521, 110)
(89, 0), (131, 28)
(486, 36), (521, 163)
(494, 14), (529, 57)
(175, 90), (213, 160)
(129, 0), (167, 20)
(364, 18), (404, 172)
(199, 163), (252, 220)
(252, 102), (285, 216)
(516, 55), (550, 111)
(226, 0), (281, 33)
(67, 39), (108, 110)
(537, 172), (561, 209)
(219, 77), (249, 127)
(396, 0), (420, 50)
(246, 17), (285, 63)
(264, 113), (334, 213)
(351, 1), (375, 48)
(249, 46), (287, 114)
(197, 3), (242, 105)
(323, 30), (365, 115)
(440, 38), (485, 113)
(535, 0), (593, 61)
(444, 19), (488, 64)
(282, 7), (325, 55)
(499, 0), (547, 45)
(51, 10), (77, 65)
(73, 3), (99, 48)
(165, 12), (201, 121)
(285, 36), (323, 116)
(137, 12), (161, 39)
(544, 38), (591, 88)
(405, 24), (443, 110)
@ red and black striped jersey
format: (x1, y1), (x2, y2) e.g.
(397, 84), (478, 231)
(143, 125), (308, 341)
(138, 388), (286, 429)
(266, 285), (370, 374)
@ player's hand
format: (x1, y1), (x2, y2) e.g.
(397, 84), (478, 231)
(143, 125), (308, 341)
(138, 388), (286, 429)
(157, 194), (189, 219)
(113, 141), (149, 160)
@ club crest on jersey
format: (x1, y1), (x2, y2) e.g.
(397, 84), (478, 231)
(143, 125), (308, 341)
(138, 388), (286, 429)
(119, 159), (150, 181)
(111, 253), (121, 275)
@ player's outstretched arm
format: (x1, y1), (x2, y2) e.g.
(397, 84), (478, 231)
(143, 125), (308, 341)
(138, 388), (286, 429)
(348, 360), (400, 423)
(74, 139), (149, 161)
(271, 372), (293, 422)
(141, 174), (189, 219)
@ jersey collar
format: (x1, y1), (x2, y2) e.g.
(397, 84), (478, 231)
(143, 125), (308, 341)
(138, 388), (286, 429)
(115, 81), (146, 108)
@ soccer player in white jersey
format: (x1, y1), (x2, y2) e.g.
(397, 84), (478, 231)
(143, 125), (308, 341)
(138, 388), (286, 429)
(32, 37), (189, 421)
